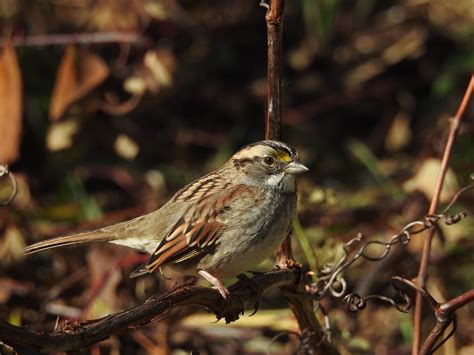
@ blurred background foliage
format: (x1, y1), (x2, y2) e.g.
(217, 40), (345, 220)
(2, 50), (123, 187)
(0, 0), (473, 354)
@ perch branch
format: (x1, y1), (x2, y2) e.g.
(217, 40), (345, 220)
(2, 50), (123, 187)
(0, 269), (297, 352)
(412, 74), (474, 354)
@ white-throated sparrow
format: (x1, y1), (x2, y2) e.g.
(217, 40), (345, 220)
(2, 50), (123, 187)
(25, 140), (308, 298)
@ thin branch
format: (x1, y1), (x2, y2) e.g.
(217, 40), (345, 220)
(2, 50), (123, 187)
(264, 0), (291, 269)
(262, 2), (338, 354)
(412, 74), (474, 354)
(395, 277), (474, 355)
(421, 289), (474, 354)
(440, 289), (474, 314)
(419, 290), (474, 354)
(0, 32), (151, 48)
(420, 319), (455, 355)
(264, 0), (284, 141)
(0, 269), (297, 352)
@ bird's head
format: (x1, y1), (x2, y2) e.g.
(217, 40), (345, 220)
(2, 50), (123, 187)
(226, 140), (308, 191)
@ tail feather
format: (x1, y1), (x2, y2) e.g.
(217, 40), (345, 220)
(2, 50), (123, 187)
(24, 229), (116, 255)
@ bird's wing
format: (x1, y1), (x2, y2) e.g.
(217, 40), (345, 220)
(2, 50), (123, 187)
(23, 171), (230, 256)
(130, 176), (251, 277)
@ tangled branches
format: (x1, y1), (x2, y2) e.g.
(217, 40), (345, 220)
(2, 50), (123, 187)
(1, 158), (473, 354)
(304, 181), (474, 353)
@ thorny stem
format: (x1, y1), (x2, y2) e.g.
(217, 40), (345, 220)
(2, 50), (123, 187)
(412, 74), (474, 354)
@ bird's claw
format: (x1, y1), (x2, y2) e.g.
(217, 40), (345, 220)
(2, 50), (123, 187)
(237, 273), (264, 316)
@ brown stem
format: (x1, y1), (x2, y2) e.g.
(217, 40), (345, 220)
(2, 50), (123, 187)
(394, 278), (473, 354)
(283, 281), (339, 355)
(420, 289), (474, 354)
(264, 0), (289, 266)
(440, 289), (474, 314)
(419, 320), (453, 355)
(0, 32), (150, 47)
(264, 0), (284, 141)
(0, 269), (297, 352)
(412, 74), (474, 354)
(263, 2), (337, 353)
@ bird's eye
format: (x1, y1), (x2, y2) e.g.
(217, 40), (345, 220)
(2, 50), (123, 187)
(263, 156), (276, 166)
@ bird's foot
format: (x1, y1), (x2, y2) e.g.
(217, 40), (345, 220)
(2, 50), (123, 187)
(198, 270), (244, 321)
(272, 259), (302, 271)
(237, 273), (264, 316)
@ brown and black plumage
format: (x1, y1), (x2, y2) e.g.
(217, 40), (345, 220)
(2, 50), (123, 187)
(25, 140), (308, 298)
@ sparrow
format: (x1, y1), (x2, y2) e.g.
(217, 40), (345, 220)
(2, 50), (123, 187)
(25, 140), (308, 299)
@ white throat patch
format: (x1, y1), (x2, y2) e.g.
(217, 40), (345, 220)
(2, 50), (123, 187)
(265, 173), (283, 187)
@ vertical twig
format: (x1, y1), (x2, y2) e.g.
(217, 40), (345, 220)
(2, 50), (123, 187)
(263, 0), (292, 270)
(263, 0), (293, 268)
(412, 74), (474, 354)
(262, 2), (338, 353)
(264, 0), (283, 141)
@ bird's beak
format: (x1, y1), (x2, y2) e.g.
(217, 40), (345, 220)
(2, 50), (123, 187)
(285, 161), (309, 174)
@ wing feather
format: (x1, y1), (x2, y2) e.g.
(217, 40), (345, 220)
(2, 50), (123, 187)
(134, 173), (243, 276)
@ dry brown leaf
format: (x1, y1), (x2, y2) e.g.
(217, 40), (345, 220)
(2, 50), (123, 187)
(114, 134), (140, 160)
(0, 43), (23, 164)
(142, 48), (176, 94)
(49, 45), (76, 121)
(403, 158), (459, 202)
(49, 45), (110, 121)
(0, 226), (26, 266)
(46, 119), (80, 151)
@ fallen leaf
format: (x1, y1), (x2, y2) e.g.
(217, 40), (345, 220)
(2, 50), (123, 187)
(0, 226), (25, 265)
(143, 48), (175, 93)
(0, 43), (23, 164)
(460, 345), (474, 355)
(49, 45), (110, 121)
(114, 134), (140, 160)
(46, 119), (80, 151)
(385, 111), (412, 152)
(123, 76), (147, 95)
(403, 158), (459, 202)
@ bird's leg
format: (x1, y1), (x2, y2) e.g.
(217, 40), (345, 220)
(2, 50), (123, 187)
(198, 270), (244, 320)
(198, 270), (230, 299)
(237, 273), (264, 316)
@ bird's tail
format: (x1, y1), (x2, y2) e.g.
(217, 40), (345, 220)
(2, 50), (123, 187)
(24, 213), (155, 255)
(24, 228), (118, 255)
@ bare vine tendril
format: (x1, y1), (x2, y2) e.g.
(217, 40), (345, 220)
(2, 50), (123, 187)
(0, 165), (18, 205)
(305, 182), (474, 318)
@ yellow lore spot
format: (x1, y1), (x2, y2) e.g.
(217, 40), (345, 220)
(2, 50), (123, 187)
(276, 152), (292, 162)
